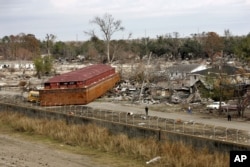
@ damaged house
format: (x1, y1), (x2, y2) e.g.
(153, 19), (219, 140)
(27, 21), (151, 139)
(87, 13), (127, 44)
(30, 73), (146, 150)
(111, 63), (250, 105)
(189, 64), (250, 102)
(155, 63), (207, 103)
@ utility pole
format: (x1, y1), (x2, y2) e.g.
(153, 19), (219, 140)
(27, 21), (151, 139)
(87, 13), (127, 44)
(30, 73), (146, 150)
(219, 50), (223, 113)
(138, 52), (152, 103)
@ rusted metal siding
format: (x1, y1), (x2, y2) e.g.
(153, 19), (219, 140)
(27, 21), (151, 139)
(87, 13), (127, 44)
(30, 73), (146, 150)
(86, 73), (120, 102)
(39, 73), (120, 106)
(39, 88), (87, 106)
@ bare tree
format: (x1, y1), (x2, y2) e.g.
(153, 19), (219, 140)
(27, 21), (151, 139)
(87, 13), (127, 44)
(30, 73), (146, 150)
(87, 13), (124, 63)
(45, 34), (56, 56)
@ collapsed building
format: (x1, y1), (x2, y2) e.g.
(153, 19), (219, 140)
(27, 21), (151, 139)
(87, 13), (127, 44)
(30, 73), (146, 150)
(39, 64), (120, 106)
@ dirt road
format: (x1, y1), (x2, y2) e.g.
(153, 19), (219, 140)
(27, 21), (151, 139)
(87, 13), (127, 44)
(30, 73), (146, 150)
(0, 133), (114, 167)
(87, 101), (250, 132)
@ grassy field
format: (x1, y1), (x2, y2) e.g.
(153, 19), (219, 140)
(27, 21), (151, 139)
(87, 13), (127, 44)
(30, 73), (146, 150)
(0, 111), (229, 167)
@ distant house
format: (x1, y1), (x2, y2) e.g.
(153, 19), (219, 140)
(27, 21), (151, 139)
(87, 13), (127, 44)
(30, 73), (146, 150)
(154, 63), (207, 103)
(188, 64), (250, 107)
(166, 63), (207, 81)
(155, 63), (207, 89)
(0, 61), (34, 70)
(189, 64), (250, 88)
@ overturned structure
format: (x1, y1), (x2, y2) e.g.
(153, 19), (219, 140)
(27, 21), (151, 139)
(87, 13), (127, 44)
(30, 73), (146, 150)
(39, 64), (120, 106)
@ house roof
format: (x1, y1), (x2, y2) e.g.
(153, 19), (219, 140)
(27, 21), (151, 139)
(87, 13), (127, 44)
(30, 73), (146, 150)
(157, 80), (190, 89)
(166, 64), (204, 73)
(46, 64), (114, 83)
(192, 65), (242, 76)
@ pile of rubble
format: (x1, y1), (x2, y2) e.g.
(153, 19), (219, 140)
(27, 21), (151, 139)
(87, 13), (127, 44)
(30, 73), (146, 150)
(0, 61), (203, 106)
(105, 80), (180, 104)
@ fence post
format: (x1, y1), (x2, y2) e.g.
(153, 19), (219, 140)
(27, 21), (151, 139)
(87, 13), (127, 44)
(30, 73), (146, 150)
(226, 128), (228, 141)
(70, 105), (72, 114)
(112, 111), (114, 122)
(157, 117), (159, 128)
(104, 110), (107, 120)
(214, 126), (216, 139)
(126, 112), (127, 124)
(74, 106), (76, 115)
(165, 119), (167, 130)
(133, 114), (135, 125)
(193, 122), (196, 135)
(203, 124), (206, 136)
(248, 132), (250, 144)
(119, 112), (121, 123)
(55, 104), (57, 112)
(148, 116), (151, 128)
(86, 107), (89, 116)
(174, 120), (176, 131)
(81, 106), (85, 116)
(44, 105), (46, 118)
(100, 109), (102, 120)
(97, 109), (102, 118)
(236, 129), (239, 143)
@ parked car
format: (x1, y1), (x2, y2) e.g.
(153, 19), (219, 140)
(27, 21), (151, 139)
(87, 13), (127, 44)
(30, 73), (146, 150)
(206, 101), (227, 110)
(220, 104), (238, 112)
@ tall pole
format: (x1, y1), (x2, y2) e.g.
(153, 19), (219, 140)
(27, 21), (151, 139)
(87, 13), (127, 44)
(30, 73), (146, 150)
(219, 51), (223, 112)
(138, 52), (152, 103)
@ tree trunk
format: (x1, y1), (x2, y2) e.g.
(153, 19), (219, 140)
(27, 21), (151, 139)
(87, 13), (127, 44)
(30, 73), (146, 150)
(107, 40), (110, 63)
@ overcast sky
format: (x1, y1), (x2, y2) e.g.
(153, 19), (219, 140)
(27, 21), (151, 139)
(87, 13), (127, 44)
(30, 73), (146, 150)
(0, 0), (249, 41)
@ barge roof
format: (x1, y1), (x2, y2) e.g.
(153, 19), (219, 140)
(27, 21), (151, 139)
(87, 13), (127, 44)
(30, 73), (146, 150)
(46, 64), (114, 83)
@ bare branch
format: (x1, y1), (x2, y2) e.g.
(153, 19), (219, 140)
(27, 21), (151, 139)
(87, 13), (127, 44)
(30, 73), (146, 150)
(88, 13), (124, 63)
(84, 30), (96, 37)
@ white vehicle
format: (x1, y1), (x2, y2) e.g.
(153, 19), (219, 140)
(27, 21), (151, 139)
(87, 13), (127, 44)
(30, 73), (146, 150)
(206, 101), (227, 110)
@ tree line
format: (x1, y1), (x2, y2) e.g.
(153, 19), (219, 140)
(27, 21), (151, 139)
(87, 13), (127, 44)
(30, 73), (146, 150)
(0, 31), (249, 63)
(0, 13), (249, 64)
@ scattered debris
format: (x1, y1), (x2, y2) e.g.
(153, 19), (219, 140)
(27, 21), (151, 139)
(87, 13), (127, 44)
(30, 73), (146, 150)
(189, 120), (195, 124)
(146, 156), (161, 164)
(138, 122), (146, 126)
(176, 119), (182, 123)
(127, 112), (133, 116)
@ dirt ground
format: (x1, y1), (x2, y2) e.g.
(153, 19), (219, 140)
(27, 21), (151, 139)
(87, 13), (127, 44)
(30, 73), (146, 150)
(0, 131), (141, 167)
(0, 133), (108, 167)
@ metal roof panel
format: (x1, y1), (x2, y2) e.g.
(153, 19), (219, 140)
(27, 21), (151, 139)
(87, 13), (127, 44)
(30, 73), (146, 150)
(46, 64), (114, 83)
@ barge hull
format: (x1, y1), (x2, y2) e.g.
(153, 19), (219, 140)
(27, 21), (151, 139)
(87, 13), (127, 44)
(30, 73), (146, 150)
(39, 73), (119, 106)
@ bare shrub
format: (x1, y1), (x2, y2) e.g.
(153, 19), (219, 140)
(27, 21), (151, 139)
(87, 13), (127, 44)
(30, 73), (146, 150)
(19, 81), (27, 87)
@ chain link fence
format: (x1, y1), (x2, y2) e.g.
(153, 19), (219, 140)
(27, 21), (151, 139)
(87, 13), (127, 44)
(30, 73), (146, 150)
(1, 95), (250, 145)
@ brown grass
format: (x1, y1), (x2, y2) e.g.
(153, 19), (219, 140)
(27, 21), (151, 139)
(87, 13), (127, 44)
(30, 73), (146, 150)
(0, 112), (229, 167)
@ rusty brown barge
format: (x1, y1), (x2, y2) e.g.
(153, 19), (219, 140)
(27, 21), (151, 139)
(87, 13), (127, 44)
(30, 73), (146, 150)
(39, 64), (120, 106)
